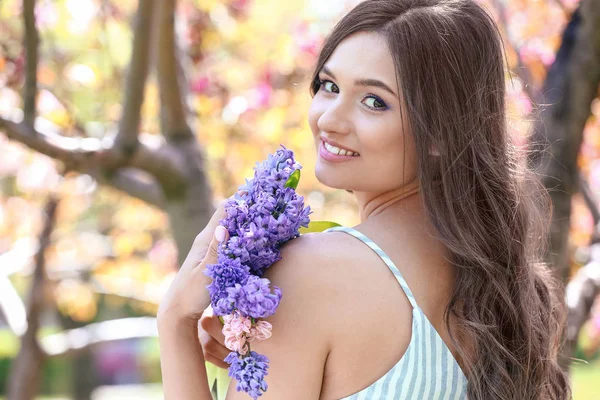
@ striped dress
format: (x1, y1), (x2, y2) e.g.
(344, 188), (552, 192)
(324, 226), (468, 399)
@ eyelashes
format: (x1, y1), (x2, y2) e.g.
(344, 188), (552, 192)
(314, 77), (389, 112)
(317, 79), (339, 94)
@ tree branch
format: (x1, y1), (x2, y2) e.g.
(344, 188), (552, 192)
(580, 175), (600, 224)
(23, 0), (39, 126)
(579, 175), (600, 247)
(0, 275), (28, 336)
(114, 0), (157, 158)
(7, 195), (58, 400)
(96, 167), (166, 208)
(0, 116), (186, 201)
(155, 0), (194, 140)
(0, 237), (38, 277)
(529, 2), (600, 280)
(524, 1), (600, 372)
(565, 259), (600, 355)
(40, 317), (158, 358)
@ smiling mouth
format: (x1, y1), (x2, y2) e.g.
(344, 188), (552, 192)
(321, 140), (360, 157)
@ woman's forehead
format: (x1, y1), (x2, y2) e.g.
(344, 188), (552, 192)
(324, 32), (397, 83)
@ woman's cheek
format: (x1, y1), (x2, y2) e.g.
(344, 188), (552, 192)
(308, 98), (324, 136)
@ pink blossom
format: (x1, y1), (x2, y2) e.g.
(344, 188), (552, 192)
(191, 76), (210, 94)
(222, 311), (252, 337)
(247, 320), (272, 342)
(225, 334), (249, 355)
(222, 311), (253, 355)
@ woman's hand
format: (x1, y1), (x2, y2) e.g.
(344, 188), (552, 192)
(157, 200), (230, 329)
(198, 305), (230, 368)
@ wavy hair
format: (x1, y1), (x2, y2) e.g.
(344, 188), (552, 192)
(309, 0), (571, 398)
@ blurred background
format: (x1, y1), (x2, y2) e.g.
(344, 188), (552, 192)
(1, 0), (599, 398)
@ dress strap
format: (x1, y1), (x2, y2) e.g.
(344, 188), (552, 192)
(324, 226), (419, 310)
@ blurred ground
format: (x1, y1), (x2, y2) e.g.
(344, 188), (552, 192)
(0, 362), (598, 400)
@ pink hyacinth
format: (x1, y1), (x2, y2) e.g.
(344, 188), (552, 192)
(225, 334), (250, 355)
(222, 311), (252, 337)
(247, 320), (273, 342)
(222, 311), (253, 355)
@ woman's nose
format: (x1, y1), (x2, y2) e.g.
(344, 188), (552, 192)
(317, 100), (352, 136)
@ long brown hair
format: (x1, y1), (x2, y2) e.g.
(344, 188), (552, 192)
(310, 0), (571, 398)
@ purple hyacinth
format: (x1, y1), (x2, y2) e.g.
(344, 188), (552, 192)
(204, 254), (250, 315)
(247, 246), (281, 276)
(225, 275), (283, 319)
(224, 351), (269, 400)
(205, 145), (312, 398)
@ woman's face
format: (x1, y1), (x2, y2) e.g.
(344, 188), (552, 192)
(309, 31), (418, 193)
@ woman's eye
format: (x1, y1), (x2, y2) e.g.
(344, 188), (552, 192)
(320, 79), (339, 93)
(316, 78), (387, 111)
(363, 96), (388, 111)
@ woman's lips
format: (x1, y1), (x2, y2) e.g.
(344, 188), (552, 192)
(319, 140), (360, 162)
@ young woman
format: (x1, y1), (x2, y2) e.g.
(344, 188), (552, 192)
(157, 0), (572, 398)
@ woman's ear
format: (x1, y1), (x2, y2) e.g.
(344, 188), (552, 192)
(429, 145), (440, 156)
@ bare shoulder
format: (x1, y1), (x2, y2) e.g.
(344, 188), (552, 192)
(260, 230), (387, 342)
(267, 231), (359, 287)
(245, 229), (442, 399)
(262, 230), (417, 399)
(223, 232), (362, 399)
(268, 229), (394, 305)
(260, 231), (361, 330)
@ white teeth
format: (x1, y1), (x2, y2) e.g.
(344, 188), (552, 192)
(324, 141), (359, 157)
(324, 142), (341, 154)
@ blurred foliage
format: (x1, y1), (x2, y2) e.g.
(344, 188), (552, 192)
(0, 0), (361, 330)
(1, 0), (600, 398)
(0, 327), (73, 394)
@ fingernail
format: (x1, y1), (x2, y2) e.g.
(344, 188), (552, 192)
(215, 226), (226, 242)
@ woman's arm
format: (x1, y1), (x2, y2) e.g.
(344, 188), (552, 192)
(158, 199), (336, 399)
(223, 233), (335, 399)
(157, 201), (229, 400)
(158, 313), (213, 399)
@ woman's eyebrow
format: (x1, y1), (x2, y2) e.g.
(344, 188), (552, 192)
(321, 65), (398, 98)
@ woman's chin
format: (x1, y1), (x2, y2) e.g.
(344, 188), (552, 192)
(315, 168), (352, 191)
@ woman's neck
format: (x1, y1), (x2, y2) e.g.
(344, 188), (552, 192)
(354, 179), (421, 223)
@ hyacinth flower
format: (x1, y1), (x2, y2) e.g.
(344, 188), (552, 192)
(203, 145), (342, 399)
(203, 145), (311, 399)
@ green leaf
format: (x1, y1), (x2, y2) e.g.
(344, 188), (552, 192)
(208, 318), (230, 400)
(216, 367), (232, 400)
(299, 220), (342, 234)
(284, 169), (301, 190)
(205, 361), (231, 400)
(205, 361), (218, 396)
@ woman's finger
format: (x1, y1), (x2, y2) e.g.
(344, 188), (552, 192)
(204, 352), (230, 369)
(198, 328), (231, 359)
(200, 307), (227, 347)
(189, 200), (227, 255)
(196, 226), (228, 271)
(208, 200), (228, 229)
(198, 320), (231, 368)
(207, 339), (232, 363)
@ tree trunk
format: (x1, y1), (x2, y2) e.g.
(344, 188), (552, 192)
(2, 1), (215, 398)
(527, 0), (600, 371)
(7, 197), (58, 400)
